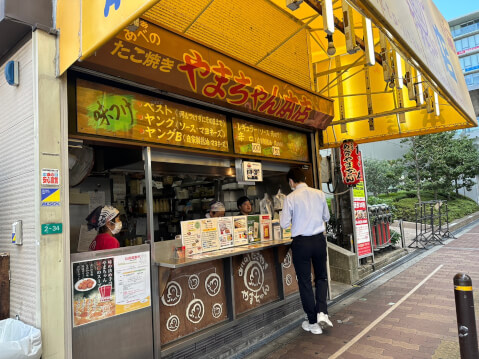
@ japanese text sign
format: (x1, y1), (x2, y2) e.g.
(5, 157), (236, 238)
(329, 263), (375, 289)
(41, 168), (60, 187)
(76, 79), (228, 152)
(81, 19), (334, 130)
(232, 118), (309, 162)
(340, 140), (361, 186)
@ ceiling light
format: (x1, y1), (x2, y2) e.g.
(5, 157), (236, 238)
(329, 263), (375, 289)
(326, 34), (336, 56)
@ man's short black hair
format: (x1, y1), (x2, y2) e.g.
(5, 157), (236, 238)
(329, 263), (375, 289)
(237, 196), (250, 209)
(287, 168), (306, 184)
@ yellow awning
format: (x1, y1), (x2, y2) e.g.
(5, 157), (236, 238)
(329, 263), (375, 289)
(56, 0), (477, 147)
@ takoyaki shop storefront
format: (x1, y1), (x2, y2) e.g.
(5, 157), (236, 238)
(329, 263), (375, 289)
(56, 0), (477, 358)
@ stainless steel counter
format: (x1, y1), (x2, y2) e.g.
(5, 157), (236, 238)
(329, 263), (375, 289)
(153, 239), (292, 268)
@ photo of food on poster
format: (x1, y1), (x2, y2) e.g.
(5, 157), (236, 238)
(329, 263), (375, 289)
(72, 257), (115, 327)
(217, 217), (234, 248)
(233, 216), (249, 246)
(181, 220), (203, 256)
(200, 218), (220, 252)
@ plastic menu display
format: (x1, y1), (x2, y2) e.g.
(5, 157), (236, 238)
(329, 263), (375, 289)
(260, 215), (272, 241)
(200, 218), (220, 252)
(217, 217), (234, 248)
(233, 216), (248, 246)
(247, 215), (261, 243)
(181, 220), (203, 256)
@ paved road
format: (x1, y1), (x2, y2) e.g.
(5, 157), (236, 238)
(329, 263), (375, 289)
(246, 222), (479, 358)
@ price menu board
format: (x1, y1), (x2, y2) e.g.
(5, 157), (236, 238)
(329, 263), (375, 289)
(77, 79), (228, 152)
(232, 118), (309, 162)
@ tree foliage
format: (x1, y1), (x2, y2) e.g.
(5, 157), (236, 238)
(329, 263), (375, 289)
(401, 132), (479, 201)
(364, 158), (404, 196)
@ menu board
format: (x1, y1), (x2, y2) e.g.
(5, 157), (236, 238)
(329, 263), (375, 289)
(247, 215), (261, 243)
(76, 79), (228, 152)
(181, 220), (203, 256)
(72, 251), (150, 327)
(201, 218), (220, 252)
(233, 118), (309, 162)
(260, 215), (272, 241)
(233, 216), (249, 246)
(217, 217), (234, 249)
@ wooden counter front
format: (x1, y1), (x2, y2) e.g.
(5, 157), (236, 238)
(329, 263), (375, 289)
(281, 248), (299, 296)
(159, 260), (228, 344)
(233, 248), (279, 315)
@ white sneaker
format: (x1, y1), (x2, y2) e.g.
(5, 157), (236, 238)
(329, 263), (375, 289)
(317, 312), (333, 328)
(302, 320), (323, 334)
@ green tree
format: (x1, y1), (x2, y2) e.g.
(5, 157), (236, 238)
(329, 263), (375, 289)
(444, 135), (479, 196)
(364, 159), (404, 196)
(401, 132), (479, 202)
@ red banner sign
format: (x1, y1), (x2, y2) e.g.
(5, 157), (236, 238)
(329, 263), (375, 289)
(340, 140), (362, 186)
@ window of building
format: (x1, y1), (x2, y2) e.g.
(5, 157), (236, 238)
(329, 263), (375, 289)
(463, 38), (469, 49)
(469, 36), (476, 49)
(464, 55), (472, 68)
(472, 54), (479, 67)
(456, 40), (462, 51)
(465, 74), (473, 85)
(460, 57), (465, 69)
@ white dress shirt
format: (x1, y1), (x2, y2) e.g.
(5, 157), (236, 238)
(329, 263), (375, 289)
(280, 183), (330, 237)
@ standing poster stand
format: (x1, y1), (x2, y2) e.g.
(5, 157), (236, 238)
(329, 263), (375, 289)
(350, 152), (374, 265)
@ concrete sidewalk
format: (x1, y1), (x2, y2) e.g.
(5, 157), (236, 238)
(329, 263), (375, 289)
(246, 221), (479, 359)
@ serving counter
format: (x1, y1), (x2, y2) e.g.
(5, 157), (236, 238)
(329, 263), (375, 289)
(153, 239), (299, 350)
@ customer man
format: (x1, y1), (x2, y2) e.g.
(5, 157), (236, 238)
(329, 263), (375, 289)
(280, 168), (331, 335)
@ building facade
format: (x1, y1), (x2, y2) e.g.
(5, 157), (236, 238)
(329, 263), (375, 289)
(451, 11), (479, 202)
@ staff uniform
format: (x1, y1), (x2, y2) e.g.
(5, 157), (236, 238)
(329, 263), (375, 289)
(280, 183), (330, 325)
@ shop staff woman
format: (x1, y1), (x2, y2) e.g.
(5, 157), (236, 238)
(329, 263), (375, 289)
(86, 205), (122, 250)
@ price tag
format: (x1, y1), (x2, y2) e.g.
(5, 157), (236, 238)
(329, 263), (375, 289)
(252, 143), (261, 154)
(272, 146), (280, 156)
(42, 223), (63, 235)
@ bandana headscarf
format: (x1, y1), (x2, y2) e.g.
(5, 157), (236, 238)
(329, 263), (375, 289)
(210, 201), (225, 212)
(86, 205), (119, 230)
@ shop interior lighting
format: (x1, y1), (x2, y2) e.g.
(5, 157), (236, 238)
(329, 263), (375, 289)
(326, 34), (336, 56)
(363, 16), (375, 66)
(322, 0), (335, 35)
(416, 71), (424, 105)
(434, 91), (440, 117)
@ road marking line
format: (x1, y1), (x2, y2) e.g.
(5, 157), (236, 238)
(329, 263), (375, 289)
(329, 264), (443, 359)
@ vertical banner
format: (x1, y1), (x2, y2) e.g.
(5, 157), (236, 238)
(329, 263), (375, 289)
(351, 152), (374, 260)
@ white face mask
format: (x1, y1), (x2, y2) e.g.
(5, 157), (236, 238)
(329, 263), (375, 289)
(110, 221), (122, 235)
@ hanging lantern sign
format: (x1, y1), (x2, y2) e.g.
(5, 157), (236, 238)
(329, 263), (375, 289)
(340, 140), (362, 186)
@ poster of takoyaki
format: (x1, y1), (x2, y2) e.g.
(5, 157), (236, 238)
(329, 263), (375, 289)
(72, 257), (115, 327)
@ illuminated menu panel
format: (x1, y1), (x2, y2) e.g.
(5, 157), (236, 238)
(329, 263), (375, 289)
(76, 79), (228, 152)
(232, 118), (309, 162)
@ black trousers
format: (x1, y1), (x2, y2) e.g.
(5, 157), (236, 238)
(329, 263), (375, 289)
(291, 233), (328, 324)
